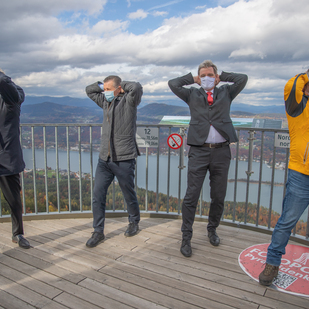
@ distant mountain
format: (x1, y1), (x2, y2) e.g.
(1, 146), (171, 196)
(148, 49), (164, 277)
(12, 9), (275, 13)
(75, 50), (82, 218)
(230, 103), (285, 114)
(24, 96), (94, 107)
(21, 101), (285, 124)
(21, 102), (102, 123)
(24, 95), (286, 114)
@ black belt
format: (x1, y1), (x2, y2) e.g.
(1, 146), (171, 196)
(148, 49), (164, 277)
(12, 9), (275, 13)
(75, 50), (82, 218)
(203, 141), (229, 148)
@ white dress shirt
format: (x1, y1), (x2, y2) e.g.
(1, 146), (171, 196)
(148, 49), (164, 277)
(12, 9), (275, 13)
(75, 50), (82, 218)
(204, 89), (227, 144)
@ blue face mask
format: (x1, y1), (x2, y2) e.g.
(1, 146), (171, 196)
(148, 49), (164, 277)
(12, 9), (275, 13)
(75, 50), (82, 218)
(104, 91), (114, 102)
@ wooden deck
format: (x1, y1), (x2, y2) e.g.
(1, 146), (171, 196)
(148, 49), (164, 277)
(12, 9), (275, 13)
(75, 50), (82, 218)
(0, 216), (308, 309)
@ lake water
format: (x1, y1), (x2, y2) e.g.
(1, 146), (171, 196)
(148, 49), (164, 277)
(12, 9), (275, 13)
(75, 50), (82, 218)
(23, 148), (308, 222)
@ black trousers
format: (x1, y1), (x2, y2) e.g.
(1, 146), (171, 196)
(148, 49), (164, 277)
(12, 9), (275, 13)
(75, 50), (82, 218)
(181, 145), (231, 240)
(0, 174), (24, 236)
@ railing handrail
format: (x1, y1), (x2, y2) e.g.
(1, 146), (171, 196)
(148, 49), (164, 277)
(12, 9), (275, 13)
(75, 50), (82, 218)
(0, 123), (307, 241)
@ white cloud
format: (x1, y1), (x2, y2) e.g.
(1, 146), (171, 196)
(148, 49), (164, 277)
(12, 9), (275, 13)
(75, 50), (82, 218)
(91, 20), (130, 36)
(195, 5), (207, 10)
(229, 48), (266, 59)
(152, 11), (168, 17)
(128, 9), (148, 20)
(1, 0), (309, 106)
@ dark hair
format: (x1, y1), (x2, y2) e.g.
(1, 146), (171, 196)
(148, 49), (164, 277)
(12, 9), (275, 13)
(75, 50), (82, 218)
(103, 75), (122, 88)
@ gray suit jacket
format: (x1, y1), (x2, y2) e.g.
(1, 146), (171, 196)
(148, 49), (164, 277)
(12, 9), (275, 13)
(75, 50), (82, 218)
(168, 71), (248, 145)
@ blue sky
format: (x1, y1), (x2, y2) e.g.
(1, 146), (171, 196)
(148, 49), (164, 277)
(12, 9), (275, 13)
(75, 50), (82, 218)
(0, 0), (308, 107)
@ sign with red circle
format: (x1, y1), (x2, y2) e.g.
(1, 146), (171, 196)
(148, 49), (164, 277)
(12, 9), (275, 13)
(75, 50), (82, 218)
(167, 133), (183, 149)
(239, 243), (309, 297)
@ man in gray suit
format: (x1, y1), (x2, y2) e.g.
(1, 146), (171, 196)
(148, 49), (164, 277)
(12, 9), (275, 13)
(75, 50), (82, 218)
(168, 60), (247, 257)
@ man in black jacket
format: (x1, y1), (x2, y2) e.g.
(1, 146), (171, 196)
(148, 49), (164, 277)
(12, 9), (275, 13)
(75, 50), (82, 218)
(85, 75), (142, 247)
(168, 60), (247, 257)
(0, 69), (30, 249)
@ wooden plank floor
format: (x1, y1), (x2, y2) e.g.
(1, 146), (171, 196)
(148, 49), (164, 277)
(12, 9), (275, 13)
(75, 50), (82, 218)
(0, 217), (308, 309)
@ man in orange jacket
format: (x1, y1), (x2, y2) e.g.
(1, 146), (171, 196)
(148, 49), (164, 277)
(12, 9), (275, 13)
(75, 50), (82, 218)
(259, 69), (309, 286)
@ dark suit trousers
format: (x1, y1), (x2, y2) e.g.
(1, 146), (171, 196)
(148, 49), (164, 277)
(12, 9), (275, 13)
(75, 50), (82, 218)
(181, 144), (231, 240)
(0, 174), (24, 236)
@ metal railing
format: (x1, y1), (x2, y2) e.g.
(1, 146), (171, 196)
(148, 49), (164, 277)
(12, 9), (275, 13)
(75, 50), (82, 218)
(0, 123), (308, 241)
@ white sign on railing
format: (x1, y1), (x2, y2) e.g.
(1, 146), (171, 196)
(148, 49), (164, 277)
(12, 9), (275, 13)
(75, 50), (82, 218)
(275, 133), (290, 148)
(136, 127), (159, 148)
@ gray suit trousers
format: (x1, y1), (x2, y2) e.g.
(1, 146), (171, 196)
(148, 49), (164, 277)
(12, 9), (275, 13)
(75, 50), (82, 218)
(181, 144), (231, 240)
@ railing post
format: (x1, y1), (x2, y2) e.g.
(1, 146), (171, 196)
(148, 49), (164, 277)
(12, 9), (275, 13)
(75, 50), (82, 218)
(78, 126), (82, 212)
(233, 130), (240, 222)
(20, 126), (26, 214)
(55, 126), (60, 212)
(245, 130), (255, 224)
(43, 126), (49, 213)
(166, 127), (171, 213)
(156, 126), (160, 213)
(89, 126), (93, 212)
(256, 131), (264, 226)
(145, 147), (149, 212)
(268, 135), (277, 229)
(32, 126), (38, 214)
(178, 127), (186, 214)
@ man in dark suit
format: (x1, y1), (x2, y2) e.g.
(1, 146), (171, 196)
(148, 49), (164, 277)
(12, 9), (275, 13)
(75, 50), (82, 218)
(0, 68), (31, 249)
(168, 60), (247, 257)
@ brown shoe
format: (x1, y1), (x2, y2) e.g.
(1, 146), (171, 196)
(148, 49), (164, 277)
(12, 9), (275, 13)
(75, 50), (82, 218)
(259, 263), (279, 286)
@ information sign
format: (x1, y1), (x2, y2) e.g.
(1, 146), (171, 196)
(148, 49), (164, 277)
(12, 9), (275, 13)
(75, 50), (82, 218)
(275, 133), (290, 148)
(136, 127), (159, 148)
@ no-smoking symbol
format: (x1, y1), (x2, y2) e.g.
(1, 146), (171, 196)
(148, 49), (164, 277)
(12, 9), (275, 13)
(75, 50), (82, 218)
(167, 133), (183, 149)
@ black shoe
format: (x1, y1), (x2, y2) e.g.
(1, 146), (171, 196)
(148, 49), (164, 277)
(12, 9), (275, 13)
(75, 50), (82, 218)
(12, 235), (31, 249)
(208, 230), (220, 246)
(180, 239), (192, 257)
(86, 232), (105, 248)
(124, 222), (139, 237)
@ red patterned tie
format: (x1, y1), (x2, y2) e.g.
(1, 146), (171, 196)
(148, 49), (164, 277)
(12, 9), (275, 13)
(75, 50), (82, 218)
(207, 91), (213, 105)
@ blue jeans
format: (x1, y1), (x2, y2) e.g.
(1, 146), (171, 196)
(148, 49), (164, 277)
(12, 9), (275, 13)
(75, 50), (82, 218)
(266, 169), (309, 266)
(92, 158), (140, 233)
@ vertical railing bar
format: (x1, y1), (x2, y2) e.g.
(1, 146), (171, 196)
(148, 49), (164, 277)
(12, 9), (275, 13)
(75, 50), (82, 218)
(66, 126), (71, 212)
(306, 211), (309, 240)
(199, 187), (203, 217)
(167, 127), (171, 213)
(178, 145), (182, 215)
(135, 156), (138, 191)
(244, 130), (255, 225)
(20, 126), (26, 214)
(268, 134), (277, 229)
(156, 127), (160, 213)
(233, 130), (240, 222)
(256, 131), (264, 226)
(283, 148), (289, 198)
(145, 147), (148, 212)
(113, 180), (116, 211)
(55, 126), (60, 212)
(31, 126), (38, 214)
(90, 126), (93, 212)
(78, 126), (82, 212)
(43, 126), (49, 213)
(0, 185), (2, 217)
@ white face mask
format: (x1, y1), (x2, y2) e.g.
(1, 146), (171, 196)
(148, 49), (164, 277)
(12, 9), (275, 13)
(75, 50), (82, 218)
(200, 76), (215, 90)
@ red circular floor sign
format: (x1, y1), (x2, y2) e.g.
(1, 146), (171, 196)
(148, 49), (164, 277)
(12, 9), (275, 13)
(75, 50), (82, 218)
(239, 243), (309, 297)
(167, 133), (183, 149)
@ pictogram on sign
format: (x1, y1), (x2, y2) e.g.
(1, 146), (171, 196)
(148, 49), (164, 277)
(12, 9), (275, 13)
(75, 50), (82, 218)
(239, 243), (309, 298)
(167, 133), (183, 149)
